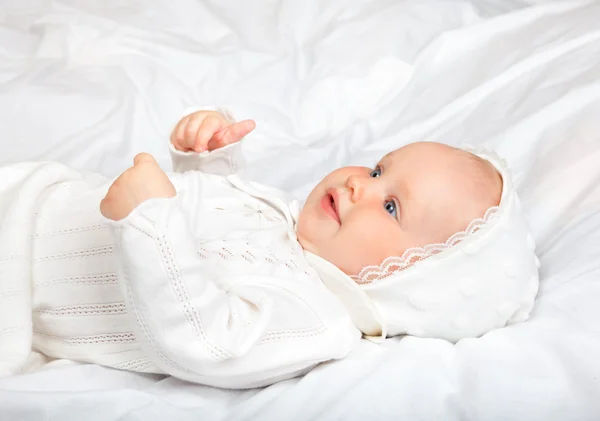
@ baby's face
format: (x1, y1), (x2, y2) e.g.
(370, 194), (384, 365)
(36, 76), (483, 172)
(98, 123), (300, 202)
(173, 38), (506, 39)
(297, 142), (502, 276)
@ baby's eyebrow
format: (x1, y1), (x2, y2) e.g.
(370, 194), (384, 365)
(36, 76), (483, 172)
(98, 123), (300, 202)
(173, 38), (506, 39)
(380, 152), (393, 163)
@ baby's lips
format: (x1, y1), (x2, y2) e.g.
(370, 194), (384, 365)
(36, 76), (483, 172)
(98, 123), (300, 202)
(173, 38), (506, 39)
(327, 187), (342, 223)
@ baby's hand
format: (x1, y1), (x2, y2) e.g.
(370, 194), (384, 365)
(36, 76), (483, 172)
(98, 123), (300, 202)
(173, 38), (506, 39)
(171, 110), (256, 153)
(100, 153), (176, 221)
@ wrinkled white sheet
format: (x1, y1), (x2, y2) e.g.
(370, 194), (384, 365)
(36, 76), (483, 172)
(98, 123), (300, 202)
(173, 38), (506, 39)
(1, 0), (600, 420)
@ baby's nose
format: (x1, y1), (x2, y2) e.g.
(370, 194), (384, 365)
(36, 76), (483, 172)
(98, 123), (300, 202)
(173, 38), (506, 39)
(347, 174), (366, 203)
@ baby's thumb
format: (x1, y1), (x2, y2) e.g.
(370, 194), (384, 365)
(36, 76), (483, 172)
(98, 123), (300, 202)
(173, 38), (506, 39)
(133, 153), (156, 166)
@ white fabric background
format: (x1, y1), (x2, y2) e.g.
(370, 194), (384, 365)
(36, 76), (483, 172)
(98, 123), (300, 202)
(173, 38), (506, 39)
(1, 0), (599, 420)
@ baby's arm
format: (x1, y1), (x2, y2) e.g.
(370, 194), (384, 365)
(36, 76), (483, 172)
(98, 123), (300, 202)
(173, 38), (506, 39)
(99, 107), (255, 220)
(170, 108), (255, 175)
(110, 197), (358, 388)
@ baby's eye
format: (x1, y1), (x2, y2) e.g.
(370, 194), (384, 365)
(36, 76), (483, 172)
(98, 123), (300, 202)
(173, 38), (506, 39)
(370, 167), (382, 178)
(384, 200), (397, 218)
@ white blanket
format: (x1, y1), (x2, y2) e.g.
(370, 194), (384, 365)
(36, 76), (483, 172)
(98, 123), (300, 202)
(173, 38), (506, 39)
(1, 0), (599, 420)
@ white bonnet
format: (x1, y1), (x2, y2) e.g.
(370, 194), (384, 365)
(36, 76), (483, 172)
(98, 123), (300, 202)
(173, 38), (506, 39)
(305, 147), (540, 342)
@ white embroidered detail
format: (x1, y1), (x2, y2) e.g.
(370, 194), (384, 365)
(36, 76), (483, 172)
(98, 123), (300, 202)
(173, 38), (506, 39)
(35, 245), (113, 262)
(214, 203), (281, 226)
(195, 238), (311, 277)
(115, 358), (154, 372)
(36, 302), (127, 317)
(34, 273), (118, 289)
(33, 330), (136, 345)
(352, 206), (500, 284)
(31, 224), (108, 239)
(157, 233), (231, 361)
(259, 326), (327, 344)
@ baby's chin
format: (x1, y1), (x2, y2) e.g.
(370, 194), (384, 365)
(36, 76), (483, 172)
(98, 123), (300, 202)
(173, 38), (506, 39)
(295, 229), (311, 252)
(295, 212), (317, 253)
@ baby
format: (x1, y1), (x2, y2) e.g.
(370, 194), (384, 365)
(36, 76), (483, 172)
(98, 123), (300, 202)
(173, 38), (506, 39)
(0, 108), (539, 388)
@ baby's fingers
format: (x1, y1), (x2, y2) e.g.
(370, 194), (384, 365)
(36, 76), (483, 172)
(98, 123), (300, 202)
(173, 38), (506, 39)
(208, 119), (256, 151)
(170, 115), (191, 149)
(195, 115), (226, 152)
(181, 115), (206, 150)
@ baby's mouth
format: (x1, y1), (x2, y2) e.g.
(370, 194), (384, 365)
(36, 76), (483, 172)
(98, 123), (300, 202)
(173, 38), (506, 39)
(321, 190), (341, 224)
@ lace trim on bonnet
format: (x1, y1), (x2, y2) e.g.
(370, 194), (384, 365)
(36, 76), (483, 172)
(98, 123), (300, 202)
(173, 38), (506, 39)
(351, 205), (500, 285)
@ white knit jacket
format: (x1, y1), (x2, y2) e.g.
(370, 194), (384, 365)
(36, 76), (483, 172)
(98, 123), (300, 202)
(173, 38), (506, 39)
(0, 136), (361, 388)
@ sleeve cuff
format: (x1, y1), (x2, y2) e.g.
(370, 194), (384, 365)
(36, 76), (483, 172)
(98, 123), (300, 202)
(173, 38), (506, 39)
(112, 194), (183, 232)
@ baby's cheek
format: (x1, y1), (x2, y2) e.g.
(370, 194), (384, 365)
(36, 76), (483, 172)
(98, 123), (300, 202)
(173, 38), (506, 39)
(338, 221), (395, 274)
(371, 218), (408, 258)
